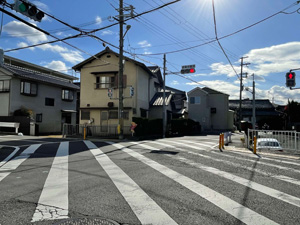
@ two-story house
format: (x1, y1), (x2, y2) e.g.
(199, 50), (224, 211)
(73, 47), (161, 135)
(0, 54), (79, 134)
(188, 87), (233, 131)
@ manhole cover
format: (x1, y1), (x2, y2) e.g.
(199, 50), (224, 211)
(55, 217), (120, 225)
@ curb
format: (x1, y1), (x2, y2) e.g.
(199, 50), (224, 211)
(224, 146), (300, 160)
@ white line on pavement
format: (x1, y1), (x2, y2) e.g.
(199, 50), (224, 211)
(0, 144), (41, 182)
(84, 140), (178, 225)
(137, 142), (300, 208)
(112, 142), (278, 225)
(0, 147), (20, 167)
(162, 139), (300, 174)
(31, 142), (69, 222)
(150, 141), (300, 187)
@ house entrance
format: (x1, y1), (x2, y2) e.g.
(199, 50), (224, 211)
(101, 111), (108, 132)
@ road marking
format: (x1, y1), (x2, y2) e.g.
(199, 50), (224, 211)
(162, 139), (300, 174)
(31, 142), (69, 222)
(111, 142), (278, 225)
(180, 139), (300, 167)
(150, 141), (300, 186)
(0, 147), (20, 167)
(138, 142), (300, 207)
(0, 144), (41, 182)
(84, 140), (178, 225)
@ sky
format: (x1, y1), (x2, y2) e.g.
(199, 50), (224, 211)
(1, 0), (300, 105)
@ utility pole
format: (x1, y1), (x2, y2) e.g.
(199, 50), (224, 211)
(239, 56), (250, 131)
(162, 54), (166, 138)
(252, 74), (256, 129)
(118, 0), (124, 139)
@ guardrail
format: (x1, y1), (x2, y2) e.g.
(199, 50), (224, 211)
(62, 124), (131, 138)
(247, 129), (299, 151)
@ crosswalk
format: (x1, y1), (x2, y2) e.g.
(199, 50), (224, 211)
(0, 138), (300, 225)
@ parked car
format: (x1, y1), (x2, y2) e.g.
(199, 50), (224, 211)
(256, 138), (283, 151)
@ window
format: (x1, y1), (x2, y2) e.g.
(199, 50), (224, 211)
(123, 111), (129, 120)
(36, 114), (42, 122)
(81, 110), (90, 120)
(95, 76), (116, 89)
(0, 80), (10, 92)
(109, 111), (118, 119)
(62, 89), (74, 101)
(21, 81), (37, 96)
(45, 98), (55, 106)
(190, 96), (201, 104)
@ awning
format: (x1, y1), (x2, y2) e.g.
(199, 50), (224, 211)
(61, 110), (77, 113)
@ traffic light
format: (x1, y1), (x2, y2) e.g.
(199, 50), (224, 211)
(13, 0), (44, 22)
(108, 88), (113, 98)
(181, 65), (196, 74)
(181, 68), (196, 74)
(130, 86), (134, 97)
(286, 72), (296, 88)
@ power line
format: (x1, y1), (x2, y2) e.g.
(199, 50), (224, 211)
(134, 1), (300, 56)
(211, 0), (239, 78)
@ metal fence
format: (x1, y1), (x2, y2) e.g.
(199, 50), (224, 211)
(62, 124), (131, 138)
(247, 129), (300, 151)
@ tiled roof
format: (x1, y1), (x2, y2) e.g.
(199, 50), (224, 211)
(2, 64), (79, 90)
(229, 99), (274, 109)
(150, 92), (173, 106)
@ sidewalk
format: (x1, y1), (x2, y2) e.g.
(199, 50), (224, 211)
(225, 132), (300, 160)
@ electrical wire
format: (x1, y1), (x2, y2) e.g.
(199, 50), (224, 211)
(211, 0), (239, 78)
(134, 1), (300, 56)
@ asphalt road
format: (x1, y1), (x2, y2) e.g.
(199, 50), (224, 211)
(0, 134), (300, 225)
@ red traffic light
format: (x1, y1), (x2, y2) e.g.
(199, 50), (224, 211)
(189, 68), (195, 73)
(288, 73), (294, 79)
(286, 72), (296, 87)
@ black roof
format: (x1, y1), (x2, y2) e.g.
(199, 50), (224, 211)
(2, 64), (79, 90)
(202, 87), (229, 95)
(229, 99), (275, 109)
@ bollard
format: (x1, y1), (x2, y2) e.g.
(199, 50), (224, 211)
(253, 135), (257, 154)
(219, 134), (222, 150)
(84, 127), (87, 140)
(221, 133), (225, 149)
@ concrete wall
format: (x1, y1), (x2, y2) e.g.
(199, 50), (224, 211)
(188, 88), (210, 130)
(209, 94), (229, 130)
(0, 72), (11, 116)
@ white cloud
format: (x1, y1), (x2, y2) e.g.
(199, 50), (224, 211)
(138, 40), (151, 48)
(60, 51), (84, 64)
(101, 30), (114, 36)
(143, 51), (152, 55)
(44, 60), (68, 72)
(3, 21), (47, 45)
(33, 1), (50, 12)
(17, 42), (29, 48)
(96, 16), (102, 25)
(186, 80), (300, 105)
(171, 80), (179, 85)
(210, 42), (300, 77)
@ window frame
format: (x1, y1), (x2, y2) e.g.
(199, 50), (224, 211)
(0, 80), (10, 92)
(95, 75), (116, 89)
(81, 110), (90, 120)
(36, 113), (42, 122)
(190, 96), (201, 104)
(20, 81), (37, 96)
(62, 89), (74, 101)
(45, 97), (55, 106)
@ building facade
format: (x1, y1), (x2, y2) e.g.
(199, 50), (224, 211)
(0, 55), (79, 134)
(188, 87), (233, 131)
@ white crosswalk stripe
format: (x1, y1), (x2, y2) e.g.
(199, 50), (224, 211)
(84, 140), (178, 225)
(31, 142), (69, 222)
(1, 140), (300, 224)
(0, 144), (41, 182)
(110, 142), (279, 225)
(151, 140), (300, 186)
